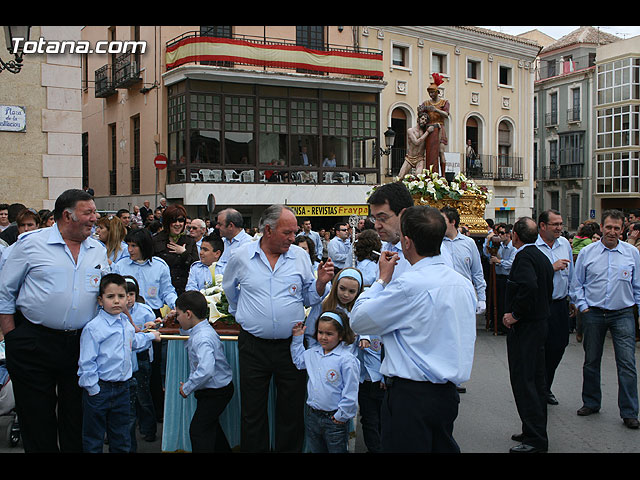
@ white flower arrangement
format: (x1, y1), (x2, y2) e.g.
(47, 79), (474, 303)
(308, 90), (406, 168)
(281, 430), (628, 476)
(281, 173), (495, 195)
(367, 167), (492, 204)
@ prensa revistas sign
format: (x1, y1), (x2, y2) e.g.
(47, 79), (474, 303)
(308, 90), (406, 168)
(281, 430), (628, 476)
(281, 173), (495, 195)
(288, 205), (369, 217)
(0, 105), (26, 132)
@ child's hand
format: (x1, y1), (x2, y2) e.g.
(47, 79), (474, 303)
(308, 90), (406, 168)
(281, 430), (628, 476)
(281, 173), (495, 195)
(179, 382), (187, 398)
(151, 330), (161, 342)
(358, 339), (371, 350)
(292, 322), (306, 336)
(144, 321), (157, 330)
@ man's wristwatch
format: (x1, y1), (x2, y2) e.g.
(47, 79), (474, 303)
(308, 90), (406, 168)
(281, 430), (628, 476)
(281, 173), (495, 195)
(376, 278), (388, 287)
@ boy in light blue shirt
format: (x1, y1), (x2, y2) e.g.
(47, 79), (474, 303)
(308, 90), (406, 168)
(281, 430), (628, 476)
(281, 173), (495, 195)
(176, 290), (234, 452)
(185, 233), (224, 292)
(78, 274), (161, 453)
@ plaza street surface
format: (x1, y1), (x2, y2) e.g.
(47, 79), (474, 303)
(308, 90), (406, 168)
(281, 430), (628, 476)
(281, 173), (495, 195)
(1, 315), (639, 453)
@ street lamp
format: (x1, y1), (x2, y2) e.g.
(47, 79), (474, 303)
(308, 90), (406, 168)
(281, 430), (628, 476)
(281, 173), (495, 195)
(1, 26), (31, 74)
(380, 127), (395, 176)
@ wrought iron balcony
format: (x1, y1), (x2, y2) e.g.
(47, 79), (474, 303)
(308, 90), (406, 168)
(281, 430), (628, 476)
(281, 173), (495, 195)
(95, 64), (116, 98)
(536, 54), (596, 81)
(540, 163), (585, 180)
(165, 32), (383, 80)
(113, 52), (141, 89)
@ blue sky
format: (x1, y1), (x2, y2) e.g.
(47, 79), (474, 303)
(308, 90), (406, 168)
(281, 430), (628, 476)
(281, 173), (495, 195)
(479, 26), (640, 40)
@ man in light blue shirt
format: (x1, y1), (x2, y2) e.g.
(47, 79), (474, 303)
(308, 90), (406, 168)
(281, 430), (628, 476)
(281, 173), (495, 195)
(570, 209), (640, 429)
(296, 218), (323, 262)
(0, 189), (109, 453)
(222, 205), (335, 452)
(441, 207), (487, 313)
(535, 209), (574, 406)
(214, 208), (252, 275)
(351, 205), (477, 453)
(327, 221), (352, 271)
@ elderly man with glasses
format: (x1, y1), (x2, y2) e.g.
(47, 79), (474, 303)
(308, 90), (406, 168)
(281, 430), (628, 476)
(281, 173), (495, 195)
(188, 218), (208, 255)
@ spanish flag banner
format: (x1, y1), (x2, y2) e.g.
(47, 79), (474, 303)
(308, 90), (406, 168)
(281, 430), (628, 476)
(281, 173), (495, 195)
(166, 36), (383, 79)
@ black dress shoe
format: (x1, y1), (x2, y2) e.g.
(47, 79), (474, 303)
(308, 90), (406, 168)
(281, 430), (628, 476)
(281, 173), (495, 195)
(547, 393), (558, 405)
(623, 418), (640, 429)
(509, 443), (547, 453)
(577, 406), (599, 416)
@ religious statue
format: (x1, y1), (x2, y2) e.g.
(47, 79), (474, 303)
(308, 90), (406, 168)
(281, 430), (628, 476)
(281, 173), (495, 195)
(419, 73), (450, 176)
(397, 109), (435, 178)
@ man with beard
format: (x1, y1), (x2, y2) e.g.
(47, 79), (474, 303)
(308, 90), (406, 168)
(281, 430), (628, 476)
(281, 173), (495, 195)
(397, 111), (435, 178)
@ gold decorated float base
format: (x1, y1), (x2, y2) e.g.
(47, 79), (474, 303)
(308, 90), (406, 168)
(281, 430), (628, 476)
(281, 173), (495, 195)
(413, 193), (488, 235)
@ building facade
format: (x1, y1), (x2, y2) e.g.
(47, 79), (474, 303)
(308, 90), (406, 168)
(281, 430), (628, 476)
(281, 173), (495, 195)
(594, 34), (640, 216)
(81, 26), (540, 227)
(533, 26), (620, 230)
(0, 26), (83, 211)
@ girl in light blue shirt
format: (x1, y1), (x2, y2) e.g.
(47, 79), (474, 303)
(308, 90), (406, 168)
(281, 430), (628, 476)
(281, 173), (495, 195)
(291, 310), (360, 453)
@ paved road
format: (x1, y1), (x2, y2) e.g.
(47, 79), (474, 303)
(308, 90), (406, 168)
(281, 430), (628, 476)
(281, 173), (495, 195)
(2, 317), (639, 453)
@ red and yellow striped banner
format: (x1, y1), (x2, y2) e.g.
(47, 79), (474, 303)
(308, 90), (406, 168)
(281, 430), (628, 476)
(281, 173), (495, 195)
(166, 36), (383, 78)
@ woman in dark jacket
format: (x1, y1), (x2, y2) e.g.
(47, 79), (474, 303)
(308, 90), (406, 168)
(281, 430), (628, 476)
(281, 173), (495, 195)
(151, 203), (199, 295)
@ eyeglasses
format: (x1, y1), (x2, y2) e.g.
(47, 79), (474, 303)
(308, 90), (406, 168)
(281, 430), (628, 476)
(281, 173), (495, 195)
(173, 217), (186, 223)
(187, 226), (198, 230)
(338, 228), (348, 232)
(545, 222), (564, 227)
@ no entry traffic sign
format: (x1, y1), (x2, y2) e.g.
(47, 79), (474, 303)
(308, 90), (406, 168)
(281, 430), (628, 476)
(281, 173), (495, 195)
(154, 154), (168, 169)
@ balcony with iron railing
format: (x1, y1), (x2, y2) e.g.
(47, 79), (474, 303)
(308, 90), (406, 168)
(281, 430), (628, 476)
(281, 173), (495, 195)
(164, 31), (384, 80)
(539, 163), (585, 180)
(536, 54), (596, 81)
(94, 52), (141, 98)
(390, 149), (524, 182)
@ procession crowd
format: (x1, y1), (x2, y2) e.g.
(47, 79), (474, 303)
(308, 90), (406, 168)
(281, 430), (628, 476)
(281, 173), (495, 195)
(0, 184), (638, 454)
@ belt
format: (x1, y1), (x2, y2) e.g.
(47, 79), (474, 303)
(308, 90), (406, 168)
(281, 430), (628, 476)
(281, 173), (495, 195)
(25, 320), (81, 336)
(309, 407), (338, 418)
(384, 376), (452, 388)
(589, 306), (633, 314)
(240, 327), (291, 344)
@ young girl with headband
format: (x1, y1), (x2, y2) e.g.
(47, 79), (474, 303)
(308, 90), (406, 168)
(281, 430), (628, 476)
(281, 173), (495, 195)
(309, 267), (385, 453)
(291, 310), (360, 453)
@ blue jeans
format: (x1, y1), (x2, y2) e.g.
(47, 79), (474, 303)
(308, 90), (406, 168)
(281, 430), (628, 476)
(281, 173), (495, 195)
(582, 307), (638, 419)
(305, 407), (349, 453)
(82, 380), (131, 453)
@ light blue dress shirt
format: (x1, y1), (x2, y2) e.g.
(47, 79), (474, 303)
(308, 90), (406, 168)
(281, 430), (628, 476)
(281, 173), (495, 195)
(223, 241), (326, 339)
(129, 301), (156, 359)
(180, 320), (233, 396)
(494, 241), (516, 276)
(375, 240), (453, 281)
(185, 261), (216, 292)
(570, 239), (640, 312)
(112, 256), (177, 310)
(441, 233), (486, 301)
(297, 230), (323, 260)
(351, 255), (477, 384)
(78, 308), (156, 395)
(536, 234), (574, 300)
(100, 240), (129, 267)
(0, 224), (109, 330)
(290, 337), (360, 422)
(216, 229), (252, 275)
(328, 236), (353, 269)
(356, 258), (378, 287)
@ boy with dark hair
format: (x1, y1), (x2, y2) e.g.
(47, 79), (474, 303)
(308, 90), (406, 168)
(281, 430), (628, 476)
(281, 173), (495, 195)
(176, 290), (234, 452)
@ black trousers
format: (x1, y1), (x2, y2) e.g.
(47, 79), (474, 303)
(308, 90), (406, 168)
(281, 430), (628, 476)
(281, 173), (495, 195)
(381, 377), (460, 453)
(4, 316), (83, 453)
(237, 328), (307, 453)
(545, 299), (570, 394)
(190, 382), (234, 453)
(507, 318), (549, 450)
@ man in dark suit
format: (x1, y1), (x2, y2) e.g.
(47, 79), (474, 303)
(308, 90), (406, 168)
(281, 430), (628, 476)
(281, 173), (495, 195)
(502, 217), (554, 453)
